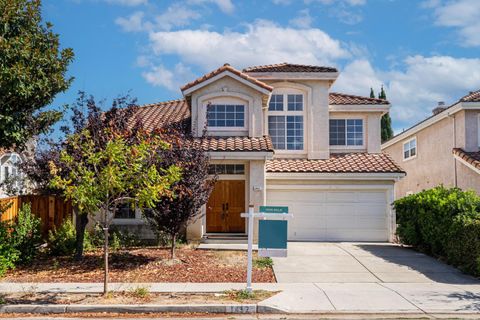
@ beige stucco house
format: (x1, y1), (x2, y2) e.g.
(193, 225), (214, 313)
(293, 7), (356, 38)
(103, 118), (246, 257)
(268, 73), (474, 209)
(114, 63), (405, 242)
(382, 90), (480, 199)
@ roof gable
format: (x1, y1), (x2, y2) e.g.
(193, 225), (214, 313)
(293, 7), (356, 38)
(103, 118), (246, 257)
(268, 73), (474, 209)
(181, 63), (273, 95)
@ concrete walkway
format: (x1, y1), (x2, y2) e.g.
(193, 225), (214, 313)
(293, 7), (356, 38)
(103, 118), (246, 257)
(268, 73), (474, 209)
(1, 282), (480, 314)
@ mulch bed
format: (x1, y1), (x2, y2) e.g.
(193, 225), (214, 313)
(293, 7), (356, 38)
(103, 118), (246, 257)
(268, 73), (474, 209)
(4, 247), (276, 283)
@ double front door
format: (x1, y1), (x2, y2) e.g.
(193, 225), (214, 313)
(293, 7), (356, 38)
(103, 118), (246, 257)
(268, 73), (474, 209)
(206, 180), (245, 233)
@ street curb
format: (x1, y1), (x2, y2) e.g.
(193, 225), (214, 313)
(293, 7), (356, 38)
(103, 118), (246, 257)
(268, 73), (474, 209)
(0, 303), (263, 314)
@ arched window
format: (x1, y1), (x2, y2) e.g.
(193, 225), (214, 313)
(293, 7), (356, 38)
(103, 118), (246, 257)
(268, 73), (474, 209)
(0, 153), (22, 188)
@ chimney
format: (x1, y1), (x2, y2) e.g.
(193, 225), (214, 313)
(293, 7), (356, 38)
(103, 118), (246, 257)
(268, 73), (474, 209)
(432, 101), (446, 115)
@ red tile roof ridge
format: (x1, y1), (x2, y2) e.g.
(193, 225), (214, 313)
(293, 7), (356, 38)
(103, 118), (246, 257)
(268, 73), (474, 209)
(180, 64), (273, 93)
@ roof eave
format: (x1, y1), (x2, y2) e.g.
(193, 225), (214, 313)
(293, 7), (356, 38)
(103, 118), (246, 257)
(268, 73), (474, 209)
(266, 172), (406, 180)
(181, 70), (272, 96)
(329, 104), (390, 114)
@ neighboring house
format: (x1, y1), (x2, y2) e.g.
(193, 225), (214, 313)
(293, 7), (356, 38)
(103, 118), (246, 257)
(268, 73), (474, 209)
(0, 141), (36, 199)
(119, 63), (405, 242)
(0, 151), (26, 198)
(382, 90), (480, 198)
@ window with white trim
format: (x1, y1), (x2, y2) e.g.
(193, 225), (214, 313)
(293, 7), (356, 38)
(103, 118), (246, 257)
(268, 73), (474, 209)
(208, 164), (245, 175)
(0, 153), (22, 186)
(207, 104), (245, 127)
(403, 138), (417, 160)
(268, 93), (304, 150)
(329, 119), (364, 146)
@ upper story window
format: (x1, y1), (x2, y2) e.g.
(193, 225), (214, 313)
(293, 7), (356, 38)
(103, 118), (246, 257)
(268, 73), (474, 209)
(329, 119), (364, 146)
(207, 104), (245, 127)
(0, 153), (22, 185)
(403, 137), (417, 160)
(268, 93), (304, 151)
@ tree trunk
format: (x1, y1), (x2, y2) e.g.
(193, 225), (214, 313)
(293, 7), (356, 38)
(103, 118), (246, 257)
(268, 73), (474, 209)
(74, 211), (88, 260)
(171, 233), (176, 260)
(103, 226), (109, 295)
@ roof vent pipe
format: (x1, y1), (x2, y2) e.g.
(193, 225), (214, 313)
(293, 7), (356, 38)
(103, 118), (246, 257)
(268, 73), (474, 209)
(432, 101), (446, 115)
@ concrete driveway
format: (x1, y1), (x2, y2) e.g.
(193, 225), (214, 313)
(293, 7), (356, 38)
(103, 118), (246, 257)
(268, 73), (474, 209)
(273, 242), (480, 284)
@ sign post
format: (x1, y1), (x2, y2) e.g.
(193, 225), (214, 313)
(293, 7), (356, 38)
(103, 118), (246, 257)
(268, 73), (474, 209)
(241, 205), (293, 292)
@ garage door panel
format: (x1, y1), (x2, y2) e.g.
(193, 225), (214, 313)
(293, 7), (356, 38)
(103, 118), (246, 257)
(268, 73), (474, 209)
(267, 188), (389, 242)
(325, 191), (357, 202)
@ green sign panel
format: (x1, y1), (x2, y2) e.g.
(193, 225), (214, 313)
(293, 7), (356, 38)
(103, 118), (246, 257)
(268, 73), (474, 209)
(259, 220), (287, 249)
(258, 206), (289, 252)
(259, 206), (289, 214)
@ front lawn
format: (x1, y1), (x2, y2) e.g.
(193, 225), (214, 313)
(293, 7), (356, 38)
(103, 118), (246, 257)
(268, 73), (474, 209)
(4, 247), (275, 283)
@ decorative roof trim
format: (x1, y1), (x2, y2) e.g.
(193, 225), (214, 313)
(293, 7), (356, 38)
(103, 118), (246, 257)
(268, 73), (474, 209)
(181, 64), (273, 95)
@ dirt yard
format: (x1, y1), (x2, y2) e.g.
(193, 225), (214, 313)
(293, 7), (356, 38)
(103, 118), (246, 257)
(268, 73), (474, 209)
(4, 247), (275, 283)
(0, 290), (276, 305)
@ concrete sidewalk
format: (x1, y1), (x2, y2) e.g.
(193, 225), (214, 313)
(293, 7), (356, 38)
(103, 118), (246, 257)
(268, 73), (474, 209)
(1, 282), (480, 314)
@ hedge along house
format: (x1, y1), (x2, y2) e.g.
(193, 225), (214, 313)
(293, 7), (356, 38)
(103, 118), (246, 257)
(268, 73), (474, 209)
(120, 63), (405, 243)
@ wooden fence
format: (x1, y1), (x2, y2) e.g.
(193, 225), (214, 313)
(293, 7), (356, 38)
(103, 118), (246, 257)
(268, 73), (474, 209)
(0, 195), (73, 237)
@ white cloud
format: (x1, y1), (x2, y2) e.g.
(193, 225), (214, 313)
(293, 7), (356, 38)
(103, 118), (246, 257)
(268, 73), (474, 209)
(148, 20), (350, 72)
(334, 55), (480, 131)
(104, 0), (147, 6)
(115, 11), (145, 32)
(289, 9), (313, 29)
(430, 0), (480, 46)
(142, 63), (195, 91)
(187, 0), (235, 14)
(154, 4), (201, 31)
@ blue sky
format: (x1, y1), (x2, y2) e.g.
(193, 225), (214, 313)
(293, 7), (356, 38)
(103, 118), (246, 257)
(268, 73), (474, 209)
(43, 0), (480, 133)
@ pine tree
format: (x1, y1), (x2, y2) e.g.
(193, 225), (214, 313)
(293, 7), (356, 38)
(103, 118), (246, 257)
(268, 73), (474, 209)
(378, 86), (394, 143)
(370, 88), (375, 98)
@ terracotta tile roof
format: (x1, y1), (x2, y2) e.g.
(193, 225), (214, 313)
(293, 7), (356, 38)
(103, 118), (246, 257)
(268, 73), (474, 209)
(266, 153), (404, 173)
(134, 99), (273, 152)
(243, 62), (337, 73)
(196, 136), (274, 152)
(453, 148), (480, 171)
(460, 89), (480, 102)
(180, 64), (273, 93)
(134, 99), (191, 131)
(329, 92), (389, 105)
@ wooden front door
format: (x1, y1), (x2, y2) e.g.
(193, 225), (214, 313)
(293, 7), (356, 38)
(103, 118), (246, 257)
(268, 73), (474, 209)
(206, 180), (245, 233)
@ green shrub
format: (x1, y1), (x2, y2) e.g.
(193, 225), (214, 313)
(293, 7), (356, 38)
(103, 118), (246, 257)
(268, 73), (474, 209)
(0, 221), (19, 277)
(253, 257), (274, 269)
(10, 204), (41, 264)
(394, 186), (480, 276)
(48, 219), (77, 256)
(49, 219), (95, 256)
(87, 224), (142, 251)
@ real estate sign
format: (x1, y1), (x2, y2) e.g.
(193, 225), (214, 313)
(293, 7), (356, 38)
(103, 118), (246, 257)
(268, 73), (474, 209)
(258, 206), (289, 257)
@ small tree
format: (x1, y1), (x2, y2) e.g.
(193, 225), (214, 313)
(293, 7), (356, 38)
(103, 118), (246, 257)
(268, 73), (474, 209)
(378, 86), (394, 142)
(0, 0), (74, 149)
(143, 130), (215, 259)
(21, 92), (140, 260)
(50, 129), (181, 294)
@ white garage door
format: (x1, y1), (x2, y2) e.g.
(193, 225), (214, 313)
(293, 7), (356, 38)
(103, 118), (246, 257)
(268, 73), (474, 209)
(267, 189), (389, 241)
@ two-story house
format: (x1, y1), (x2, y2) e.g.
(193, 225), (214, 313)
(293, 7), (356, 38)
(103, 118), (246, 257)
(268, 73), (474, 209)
(382, 90), (480, 198)
(125, 63), (405, 242)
